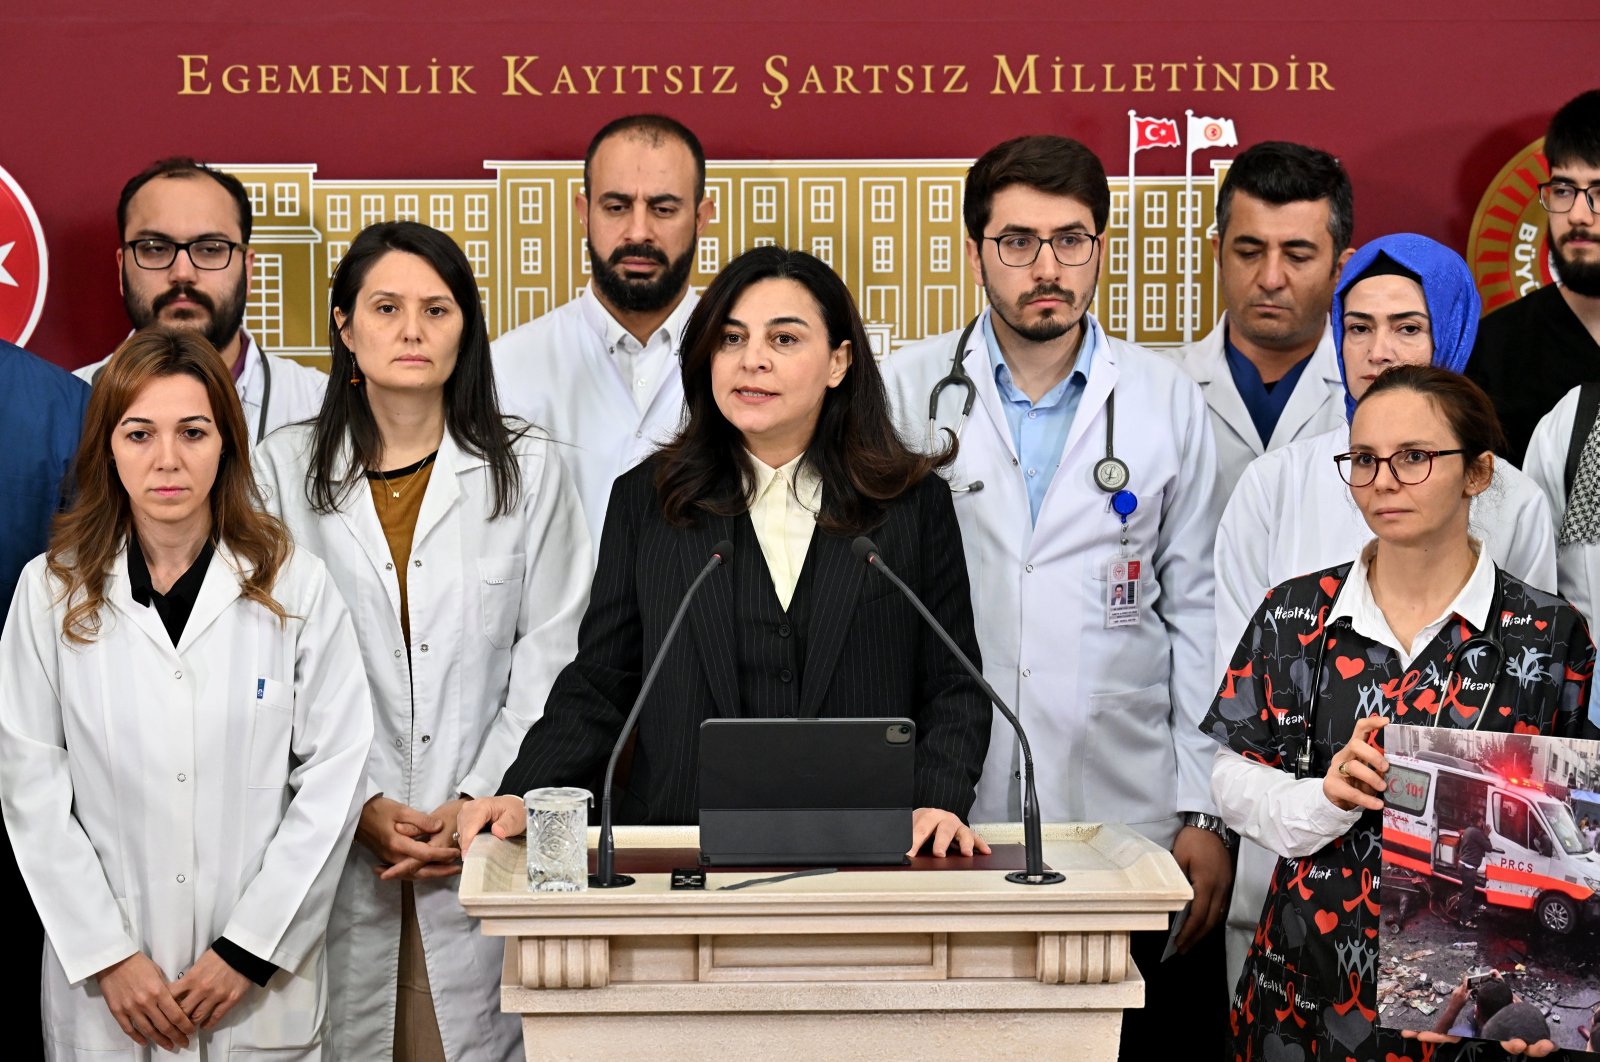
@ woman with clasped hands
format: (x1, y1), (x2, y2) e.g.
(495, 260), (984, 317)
(0, 328), (372, 1057)
(458, 245), (992, 858)
(254, 221), (589, 1062)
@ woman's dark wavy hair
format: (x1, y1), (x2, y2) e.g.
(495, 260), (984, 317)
(306, 220), (523, 516)
(655, 245), (952, 534)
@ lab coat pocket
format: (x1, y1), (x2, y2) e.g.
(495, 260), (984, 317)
(478, 553), (526, 650)
(248, 678), (295, 789)
(1086, 681), (1175, 826)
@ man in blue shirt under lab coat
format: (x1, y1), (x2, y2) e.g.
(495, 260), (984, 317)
(0, 337), (90, 1061)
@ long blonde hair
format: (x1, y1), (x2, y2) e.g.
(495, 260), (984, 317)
(47, 327), (291, 643)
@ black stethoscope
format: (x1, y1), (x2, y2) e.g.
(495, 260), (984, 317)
(927, 313), (1130, 496)
(1291, 569), (1509, 780)
(96, 340), (273, 442)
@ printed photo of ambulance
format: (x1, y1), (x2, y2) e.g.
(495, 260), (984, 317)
(1382, 749), (1600, 935)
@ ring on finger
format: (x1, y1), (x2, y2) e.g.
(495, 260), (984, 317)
(1338, 760), (1350, 778)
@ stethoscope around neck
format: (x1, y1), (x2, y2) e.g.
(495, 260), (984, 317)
(926, 314), (1129, 497)
(1292, 568), (1510, 780)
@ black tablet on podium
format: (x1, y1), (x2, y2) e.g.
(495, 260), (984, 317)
(697, 718), (915, 867)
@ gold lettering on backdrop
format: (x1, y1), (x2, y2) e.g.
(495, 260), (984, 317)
(987, 55), (1332, 94)
(179, 54), (1331, 99)
(504, 56), (541, 96)
(178, 54), (211, 95)
(992, 54), (1039, 95)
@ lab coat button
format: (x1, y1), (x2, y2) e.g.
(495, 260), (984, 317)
(393, 737), (404, 749)
(421, 734), (431, 744)
(393, 649), (403, 658)
(420, 644), (429, 653)
(413, 559), (422, 568)
(174, 670), (183, 679)
(177, 773), (186, 782)
(635, 431), (643, 439)
(1022, 668), (1031, 677)
(1025, 564), (1034, 573)
(176, 874), (186, 884)
(385, 562), (394, 570)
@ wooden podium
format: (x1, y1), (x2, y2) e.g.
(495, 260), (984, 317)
(460, 822), (1189, 1061)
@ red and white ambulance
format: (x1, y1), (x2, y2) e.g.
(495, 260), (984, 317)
(1382, 750), (1600, 934)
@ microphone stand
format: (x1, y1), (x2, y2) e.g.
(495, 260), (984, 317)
(854, 537), (1064, 885)
(590, 541), (733, 888)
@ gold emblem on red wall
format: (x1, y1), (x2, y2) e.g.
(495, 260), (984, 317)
(1468, 139), (1554, 316)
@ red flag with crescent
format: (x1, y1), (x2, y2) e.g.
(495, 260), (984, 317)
(1132, 116), (1180, 151)
(0, 163), (48, 346)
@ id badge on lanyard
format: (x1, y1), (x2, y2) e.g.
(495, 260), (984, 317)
(1103, 489), (1141, 629)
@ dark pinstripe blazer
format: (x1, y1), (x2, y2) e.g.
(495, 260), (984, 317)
(498, 458), (991, 823)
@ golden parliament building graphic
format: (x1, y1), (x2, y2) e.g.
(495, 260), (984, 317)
(225, 156), (1234, 365)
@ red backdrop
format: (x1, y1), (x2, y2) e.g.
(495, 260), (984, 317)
(0, 0), (1592, 367)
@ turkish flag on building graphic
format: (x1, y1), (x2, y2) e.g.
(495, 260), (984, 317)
(1131, 116), (1181, 152)
(0, 164), (49, 346)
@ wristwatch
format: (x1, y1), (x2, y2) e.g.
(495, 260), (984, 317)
(1183, 811), (1237, 849)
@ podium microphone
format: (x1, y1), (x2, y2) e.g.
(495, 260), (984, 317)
(851, 536), (1064, 885)
(591, 539), (734, 888)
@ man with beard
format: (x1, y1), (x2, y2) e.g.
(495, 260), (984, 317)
(1468, 89), (1600, 464)
(882, 135), (1229, 1062)
(1167, 141), (1354, 498)
(492, 115), (714, 546)
(75, 158), (326, 445)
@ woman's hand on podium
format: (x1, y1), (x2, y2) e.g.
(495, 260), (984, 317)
(95, 952), (194, 1050)
(456, 794), (528, 852)
(909, 808), (990, 858)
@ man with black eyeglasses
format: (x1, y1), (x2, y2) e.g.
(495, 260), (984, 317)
(75, 158), (326, 445)
(1469, 89), (1600, 465)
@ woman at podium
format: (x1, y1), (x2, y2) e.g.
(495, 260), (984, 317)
(459, 245), (992, 858)
(0, 328), (373, 1056)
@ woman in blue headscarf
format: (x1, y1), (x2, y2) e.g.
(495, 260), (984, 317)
(1203, 238), (1594, 1061)
(1205, 234), (1561, 1022)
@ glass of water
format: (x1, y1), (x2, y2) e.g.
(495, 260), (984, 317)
(524, 787), (592, 892)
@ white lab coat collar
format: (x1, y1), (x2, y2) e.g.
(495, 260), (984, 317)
(961, 308), (1119, 466)
(105, 539), (251, 657)
(329, 429), (474, 585)
(233, 329), (267, 404)
(1330, 537), (1496, 666)
(1185, 315), (1341, 454)
(577, 281), (697, 354)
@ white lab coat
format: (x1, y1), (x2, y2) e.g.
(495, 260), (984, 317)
(491, 287), (696, 553)
(1164, 316), (1346, 499)
(0, 545), (373, 1060)
(77, 332), (329, 448)
(1523, 386), (1600, 688)
(883, 311), (1222, 848)
(253, 423), (590, 1062)
(1211, 424), (1558, 990)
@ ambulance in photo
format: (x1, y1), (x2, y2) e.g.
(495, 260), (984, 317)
(1382, 750), (1600, 934)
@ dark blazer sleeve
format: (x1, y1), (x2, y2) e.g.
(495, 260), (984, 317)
(1555, 606), (1600, 741)
(498, 469), (648, 797)
(906, 475), (990, 818)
